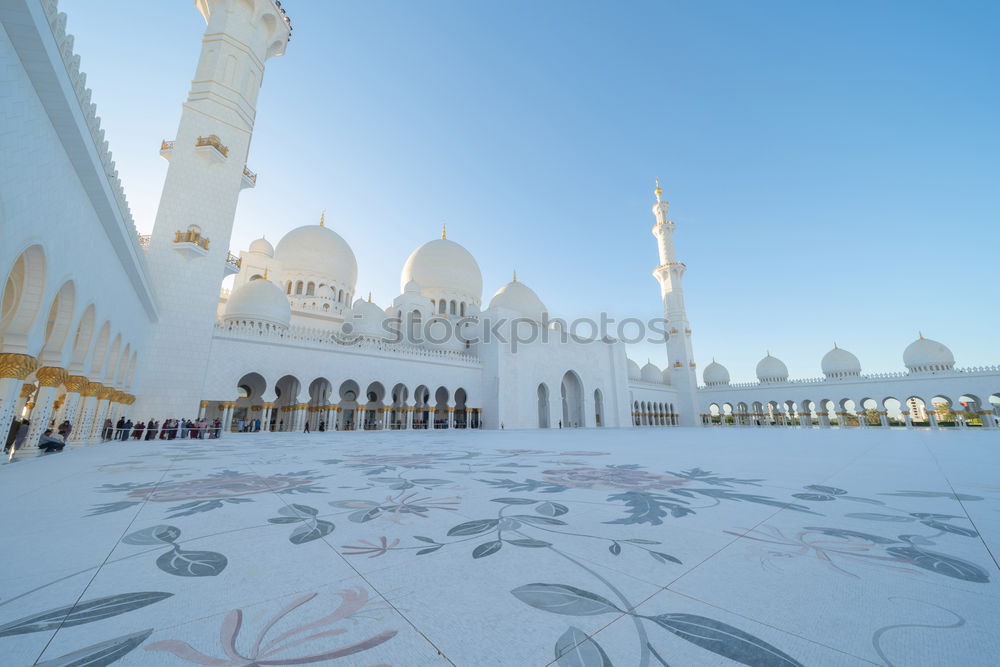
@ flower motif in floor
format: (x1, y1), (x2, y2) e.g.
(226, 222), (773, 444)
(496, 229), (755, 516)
(541, 466), (688, 491)
(144, 589), (397, 665)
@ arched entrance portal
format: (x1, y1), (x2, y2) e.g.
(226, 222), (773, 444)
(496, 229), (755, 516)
(560, 371), (583, 428)
(537, 383), (550, 428)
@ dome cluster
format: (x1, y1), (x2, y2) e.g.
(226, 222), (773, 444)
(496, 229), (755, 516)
(223, 218), (554, 343)
(626, 358), (671, 385)
(699, 334), (957, 386)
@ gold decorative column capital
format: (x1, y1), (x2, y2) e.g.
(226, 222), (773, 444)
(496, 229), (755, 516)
(82, 382), (104, 397)
(0, 353), (38, 380)
(199, 400), (209, 408)
(35, 366), (68, 387)
(97, 387), (116, 401)
(64, 375), (89, 393)
(262, 401), (274, 409)
(20, 383), (37, 398)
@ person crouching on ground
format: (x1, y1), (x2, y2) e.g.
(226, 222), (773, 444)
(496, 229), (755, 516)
(39, 428), (65, 453)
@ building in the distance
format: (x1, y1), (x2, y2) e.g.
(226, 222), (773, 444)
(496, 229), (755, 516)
(1, 0), (997, 448)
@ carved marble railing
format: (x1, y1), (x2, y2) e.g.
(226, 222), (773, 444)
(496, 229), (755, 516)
(40, 0), (139, 250)
(214, 321), (481, 364)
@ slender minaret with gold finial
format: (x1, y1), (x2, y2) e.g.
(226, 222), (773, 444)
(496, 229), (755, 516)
(650, 179), (700, 426)
(136, 0), (291, 419)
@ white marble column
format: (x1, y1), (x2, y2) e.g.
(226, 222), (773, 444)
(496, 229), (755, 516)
(261, 402), (273, 431)
(24, 367), (69, 449)
(0, 354), (37, 449)
(90, 387), (116, 440)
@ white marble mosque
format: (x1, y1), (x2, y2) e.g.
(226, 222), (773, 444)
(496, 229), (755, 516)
(3, 2), (1000, 666)
(2, 0), (998, 449)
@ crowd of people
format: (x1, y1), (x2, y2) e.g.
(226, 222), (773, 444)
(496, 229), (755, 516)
(3, 414), (226, 461)
(101, 417), (225, 441)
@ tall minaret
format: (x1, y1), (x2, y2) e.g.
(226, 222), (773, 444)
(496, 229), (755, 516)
(136, 1), (291, 418)
(650, 179), (700, 426)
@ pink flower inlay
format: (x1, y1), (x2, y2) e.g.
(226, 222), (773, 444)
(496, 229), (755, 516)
(144, 588), (396, 665)
(541, 467), (687, 491)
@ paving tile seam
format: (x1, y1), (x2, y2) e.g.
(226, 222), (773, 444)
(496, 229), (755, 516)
(922, 441), (1000, 573)
(245, 456), (459, 666)
(29, 458), (179, 666)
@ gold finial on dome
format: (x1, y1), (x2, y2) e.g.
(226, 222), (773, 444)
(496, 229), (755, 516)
(919, 331), (924, 339)
(833, 342), (838, 349)
(512, 269), (518, 283)
(441, 223), (447, 240)
(263, 267), (269, 280)
(367, 292), (372, 303)
(654, 177), (663, 202)
(319, 210), (326, 227)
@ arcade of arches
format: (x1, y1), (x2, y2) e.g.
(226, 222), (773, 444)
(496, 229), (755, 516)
(703, 394), (1000, 430)
(208, 374), (482, 432)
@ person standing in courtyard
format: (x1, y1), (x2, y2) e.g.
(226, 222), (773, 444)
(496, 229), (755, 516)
(121, 419), (133, 441)
(57, 420), (72, 440)
(9, 419), (29, 460)
(304, 421), (310, 434)
(115, 416), (125, 440)
(132, 421), (145, 440)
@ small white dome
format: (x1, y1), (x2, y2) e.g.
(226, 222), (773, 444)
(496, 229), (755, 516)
(756, 354), (788, 383)
(403, 279), (421, 294)
(400, 237), (482, 304)
(275, 223), (358, 290)
(488, 278), (547, 323)
(903, 334), (955, 373)
(640, 361), (662, 384)
(660, 368), (672, 385)
(627, 358), (641, 380)
(248, 236), (274, 257)
(223, 279), (290, 329)
(346, 297), (388, 339)
(703, 360), (730, 386)
(822, 345), (861, 378)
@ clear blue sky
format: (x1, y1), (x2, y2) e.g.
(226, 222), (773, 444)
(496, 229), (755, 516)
(63, 0), (999, 381)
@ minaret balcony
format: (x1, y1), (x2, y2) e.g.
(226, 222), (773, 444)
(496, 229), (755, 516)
(173, 228), (210, 259)
(195, 134), (229, 163)
(223, 251), (242, 276)
(159, 140), (174, 161)
(241, 166), (257, 190)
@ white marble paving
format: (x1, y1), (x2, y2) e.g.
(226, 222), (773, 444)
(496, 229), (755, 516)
(0, 427), (997, 666)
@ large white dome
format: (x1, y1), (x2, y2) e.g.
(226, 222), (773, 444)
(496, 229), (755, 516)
(400, 237), (482, 304)
(223, 279), (291, 329)
(821, 345), (861, 379)
(248, 236), (274, 257)
(488, 278), (547, 322)
(275, 223), (358, 290)
(703, 360), (730, 386)
(640, 360), (662, 384)
(903, 334), (955, 373)
(627, 358), (641, 380)
(756, 353), (788, 383)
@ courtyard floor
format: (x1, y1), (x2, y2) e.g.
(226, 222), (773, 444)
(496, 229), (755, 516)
(1, 428), (998, 666)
